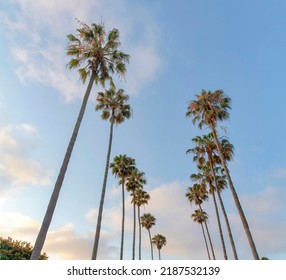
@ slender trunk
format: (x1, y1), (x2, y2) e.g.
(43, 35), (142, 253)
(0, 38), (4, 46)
(211, 124), (259, 260)
(200, 223), (211, 260)
(138, 206), (141, 260)
(120, 179), (125, 260)
(132, 190), (136, 260)
(199, 204), (216, 260)
(92, 118), (114, 260)
(148, 229), (154, 260)
(217, 190), (238, 259)
(208, 159), (228, 260)
(158, 249), (161, 260)
(211, 191), (228, 259)
(204, 220), (216, 260)
(30, 71), (96, 260)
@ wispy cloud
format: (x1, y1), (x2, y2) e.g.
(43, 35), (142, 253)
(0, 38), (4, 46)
(2, 0), (162, 102)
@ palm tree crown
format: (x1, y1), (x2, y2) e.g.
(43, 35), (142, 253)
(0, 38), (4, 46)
(141, 213), (156, 260)
(186, 184), (208, 206)
(152, 234), (167, 260)
(67, 20), (129, 86)
(110, 155), (136, 180)
(141, 213), (156, 231)
(96, 88), (131, 124)
(186, 89), (231, 129)
(192, 209), (209, 224)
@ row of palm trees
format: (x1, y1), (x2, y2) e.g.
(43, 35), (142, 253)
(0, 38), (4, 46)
(109, 155), (166, 260)
(29, 20), (259, 260)
(185, 89), (260, 260)
(30, 21), (131, 259)
(30, 20), (166, 260)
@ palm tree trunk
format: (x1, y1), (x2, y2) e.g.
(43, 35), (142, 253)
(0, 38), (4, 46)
(211, 125), (259, 260)
(199, 204), (216, 260)
(208, 158), (228, 259)
(92, 118), (114, 260)
(211, 191), (228, 259)
(200, 223), (211, 260)
(137, 206), (142, 260)
(158, 249), (161, 260)
(148, 229), (154, 260)
(132, 190), (136, 260)
(30, 70), (96, 260)
(120, 179), (125, 260)
(217, 190), (238, 259)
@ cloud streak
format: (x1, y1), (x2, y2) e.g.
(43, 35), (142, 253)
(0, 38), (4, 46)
(2, 0), (162, 102)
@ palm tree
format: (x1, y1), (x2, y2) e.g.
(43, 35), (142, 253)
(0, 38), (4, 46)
(141, 213), (156, 260)
(189, 133), (238, 259)
(186, 184), (216, 260)
(110, 154), (136, 260)
(30, 21), (129, 260)
(152, 234), (166, 260)
(191, 209), (211, 260)
(92, 88), (131, 260)
(131, 188), (150, 260)
(186, 89), (259, 260)
(126, 168), (146, 260)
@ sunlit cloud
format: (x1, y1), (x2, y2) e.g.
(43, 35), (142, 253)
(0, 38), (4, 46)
(1, 180), (285, 259)
(0, 124), (53, 202)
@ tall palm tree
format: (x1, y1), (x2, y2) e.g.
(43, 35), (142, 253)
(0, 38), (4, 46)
(186, 89), (259, 260)
(92, 88), (131, 260)
(141, 213), (156, 260)
(191, 209), (211, 260)
(189, 133), (238, 259)
(110, 154), (136, 260)
(126, 168), (146, 260)
(30, 21), (129, 260)
(131, 188), (150, 260)
(152, 234), (166, 260)
(186, 184), (216, 260)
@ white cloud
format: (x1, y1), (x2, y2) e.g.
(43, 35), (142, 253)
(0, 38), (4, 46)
(2, 0), (162, 102)
(1, 181), (285, 259)
(0, 124), (53, 202)
(0, 212), (118, 260)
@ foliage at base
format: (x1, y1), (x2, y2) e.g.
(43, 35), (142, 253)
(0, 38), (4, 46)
(0, 237), (48, 260)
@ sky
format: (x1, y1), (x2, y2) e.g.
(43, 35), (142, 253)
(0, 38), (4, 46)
(0, 0), (286, 260)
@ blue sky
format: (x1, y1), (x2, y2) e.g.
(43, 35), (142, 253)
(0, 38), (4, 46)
(0, 0), (286, 260)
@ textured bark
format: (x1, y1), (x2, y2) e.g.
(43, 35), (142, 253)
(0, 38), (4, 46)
(211, 124), (259, 260)
(30, 71), (96, 260)
(92, 118), (114, 260)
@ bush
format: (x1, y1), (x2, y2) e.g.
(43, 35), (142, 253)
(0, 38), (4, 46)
(0, 237), (48, 260)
